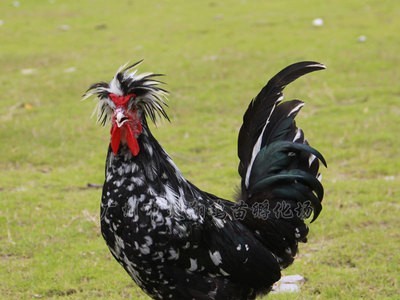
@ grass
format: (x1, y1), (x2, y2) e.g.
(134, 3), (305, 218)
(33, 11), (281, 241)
(0, 0), (399, 299)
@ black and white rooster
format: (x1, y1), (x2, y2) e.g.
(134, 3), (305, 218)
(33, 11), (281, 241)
(85, 61), (326, 300)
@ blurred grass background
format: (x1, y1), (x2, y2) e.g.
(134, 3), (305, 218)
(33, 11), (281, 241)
(0, 0), (399, 299)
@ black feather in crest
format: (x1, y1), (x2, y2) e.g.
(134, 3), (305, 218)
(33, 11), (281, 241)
(83, 60), (169, 125)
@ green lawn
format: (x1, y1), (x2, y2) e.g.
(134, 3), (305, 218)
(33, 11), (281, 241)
(0, 0), (399, 299)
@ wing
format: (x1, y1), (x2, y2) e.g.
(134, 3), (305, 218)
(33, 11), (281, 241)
(161, 188), (281, 299)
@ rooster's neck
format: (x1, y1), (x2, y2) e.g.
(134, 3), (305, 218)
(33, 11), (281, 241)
(105, 122), (185, 192)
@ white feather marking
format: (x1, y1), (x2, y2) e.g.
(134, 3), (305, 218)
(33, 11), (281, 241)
(293, 128), (303, 142)
(125, 196), (139, 221)
(308, 154), (317, 167)
(287, 102), (304, 117)
(109, 75), (123, 95)
(245, 102), (278, 187)
(114, 234), (125, 251)
(317, 173), (323, 182)
(139, 244), (150, 255)
(155, 197), (170, 210)
(167, 248), (179, 260)
(219, 268), (230, 276)
(307, 63), (326, 69)
(212, 216), (225, 228)
(188, 258), (198, 272)
(131, 176), (144, 186)
(123, 257), (143, 286)
(144, 142), (154, 156)
(209, 250), (222, 266)
(106, 173), (113, 182)
(186, 208), (198, 221)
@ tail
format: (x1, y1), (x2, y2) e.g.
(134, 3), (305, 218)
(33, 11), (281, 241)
(237, 61), (327, 269)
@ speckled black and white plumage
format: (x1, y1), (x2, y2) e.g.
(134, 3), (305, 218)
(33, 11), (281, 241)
(85, 61), (326, 300)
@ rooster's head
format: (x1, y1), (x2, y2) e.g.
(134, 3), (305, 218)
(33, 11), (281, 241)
(84, 61), (168, 156)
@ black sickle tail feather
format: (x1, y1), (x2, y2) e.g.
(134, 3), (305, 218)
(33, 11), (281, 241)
(238, 61), (326, 182)
(237, 61), (326, 269)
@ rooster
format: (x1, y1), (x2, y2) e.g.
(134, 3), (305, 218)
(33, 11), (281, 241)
(85, 61), (326, 300)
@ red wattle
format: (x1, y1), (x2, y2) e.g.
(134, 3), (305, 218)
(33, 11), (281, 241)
(110, 125), (121, 155)
(126, 124), (140, 156)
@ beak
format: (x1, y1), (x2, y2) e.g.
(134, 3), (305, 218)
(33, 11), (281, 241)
(115, 110), (129, 128)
